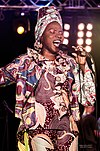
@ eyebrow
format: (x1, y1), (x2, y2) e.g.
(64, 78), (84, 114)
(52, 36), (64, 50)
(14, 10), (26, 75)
(48, 28), (63, 32)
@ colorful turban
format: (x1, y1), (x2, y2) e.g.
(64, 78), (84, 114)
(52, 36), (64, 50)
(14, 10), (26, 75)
(34, 6), (63, 50)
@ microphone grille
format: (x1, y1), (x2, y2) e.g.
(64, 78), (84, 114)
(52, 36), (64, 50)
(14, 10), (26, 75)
(59, 44), (68, 52)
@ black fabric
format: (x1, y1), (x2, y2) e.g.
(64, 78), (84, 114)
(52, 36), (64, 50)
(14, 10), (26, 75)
(78, 113), (98, 151)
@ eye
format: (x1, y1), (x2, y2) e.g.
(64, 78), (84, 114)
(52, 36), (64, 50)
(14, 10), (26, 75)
(49, 29), (55, 34)
(59, 31), (63, 35)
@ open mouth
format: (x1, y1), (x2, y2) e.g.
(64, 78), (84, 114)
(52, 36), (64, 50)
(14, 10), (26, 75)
(53, 40), (61, 47)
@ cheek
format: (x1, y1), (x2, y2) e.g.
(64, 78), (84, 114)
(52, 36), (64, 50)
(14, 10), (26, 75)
(46, 35), (54, 44)
(44, 34), (53, 40)
(49, 35), (54, 39)
(62, 36), (64, 41)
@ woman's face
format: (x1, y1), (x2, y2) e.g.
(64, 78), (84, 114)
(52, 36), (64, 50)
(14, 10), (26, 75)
(40, 21), (64, 59)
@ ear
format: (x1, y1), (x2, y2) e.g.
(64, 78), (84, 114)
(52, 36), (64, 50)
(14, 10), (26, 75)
(39, 37), (43, 48)
(34, 41), (43, 50)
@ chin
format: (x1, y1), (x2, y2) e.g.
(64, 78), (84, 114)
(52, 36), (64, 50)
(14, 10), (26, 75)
(52, 50), (58, 55)
(48, 46), (59, 55)
(53, 47), (59, 54)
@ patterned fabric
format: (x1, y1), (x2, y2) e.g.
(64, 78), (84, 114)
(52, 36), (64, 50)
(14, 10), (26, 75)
(34, 6), (62, 49)
(17, 128), (78, 151)
(0, 48), (96, 150)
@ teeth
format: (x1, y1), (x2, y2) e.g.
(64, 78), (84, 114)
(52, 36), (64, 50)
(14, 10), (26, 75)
(54, 43), (60, 47)
(54, 40), (60, 42)
(53, 40), (61, 47)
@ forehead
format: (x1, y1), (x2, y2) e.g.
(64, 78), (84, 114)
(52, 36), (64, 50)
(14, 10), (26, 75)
(45, 21), (62, 30)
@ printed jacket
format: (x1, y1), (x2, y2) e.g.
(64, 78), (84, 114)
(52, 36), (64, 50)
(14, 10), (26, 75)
(0, 48), (96, 131)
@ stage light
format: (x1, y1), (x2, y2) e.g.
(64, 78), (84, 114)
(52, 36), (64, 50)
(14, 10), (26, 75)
(77, 22), (93, 52)
(63, 17), (93, 52)
(85, 38), (92, 45)
(63, 23), (70, 45)
(13, 16), (30, 35)
(63, 39), (69, 45)
(77, 31), (84, 38)
(29, 0), (53, 7)
(86, 31), (92, 37)
(77, 38), (84, 45)
(64, 31), (69, 38)
(17, 26), (25, 34)
(78, 23), (85, 30)
(85, 45), (92, 52)
(21, 12), (25, 16)
(64, 23), (70, 30)
(86, 23), (93, 30)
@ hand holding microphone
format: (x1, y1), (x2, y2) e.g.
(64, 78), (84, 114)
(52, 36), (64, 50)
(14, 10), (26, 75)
(59, 44), (95, 75)
(58, 44), (87, 68)
(72, 45), (88, 57)
(59, 44), (88, 57)
(72, 46), (87, 66)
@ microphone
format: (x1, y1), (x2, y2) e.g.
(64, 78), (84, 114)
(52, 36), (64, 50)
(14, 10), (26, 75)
(58, 44), (73, 56)
(71, 46), (96, 76)
(58, 44), (68, 52)
(59, 44), (89, 57)
(59, 44), (95, 76)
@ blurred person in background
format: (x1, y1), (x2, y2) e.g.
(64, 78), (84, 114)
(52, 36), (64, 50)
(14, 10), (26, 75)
(78, 105), (100, 151)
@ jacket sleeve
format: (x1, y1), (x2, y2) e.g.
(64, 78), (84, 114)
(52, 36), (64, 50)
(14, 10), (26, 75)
(67, 56), (96, 121)
(0, 54), (29, 87)
(72, 59), (96, 106)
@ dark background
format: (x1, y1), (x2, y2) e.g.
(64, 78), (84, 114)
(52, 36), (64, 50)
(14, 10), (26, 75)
(0, 8), (100, 151)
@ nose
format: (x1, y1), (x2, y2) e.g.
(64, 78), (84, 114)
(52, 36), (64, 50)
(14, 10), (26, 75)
(56, 32), (64, 40)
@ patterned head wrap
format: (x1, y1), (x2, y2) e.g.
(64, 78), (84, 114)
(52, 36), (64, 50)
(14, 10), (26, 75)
(34, 6), (63, 50)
